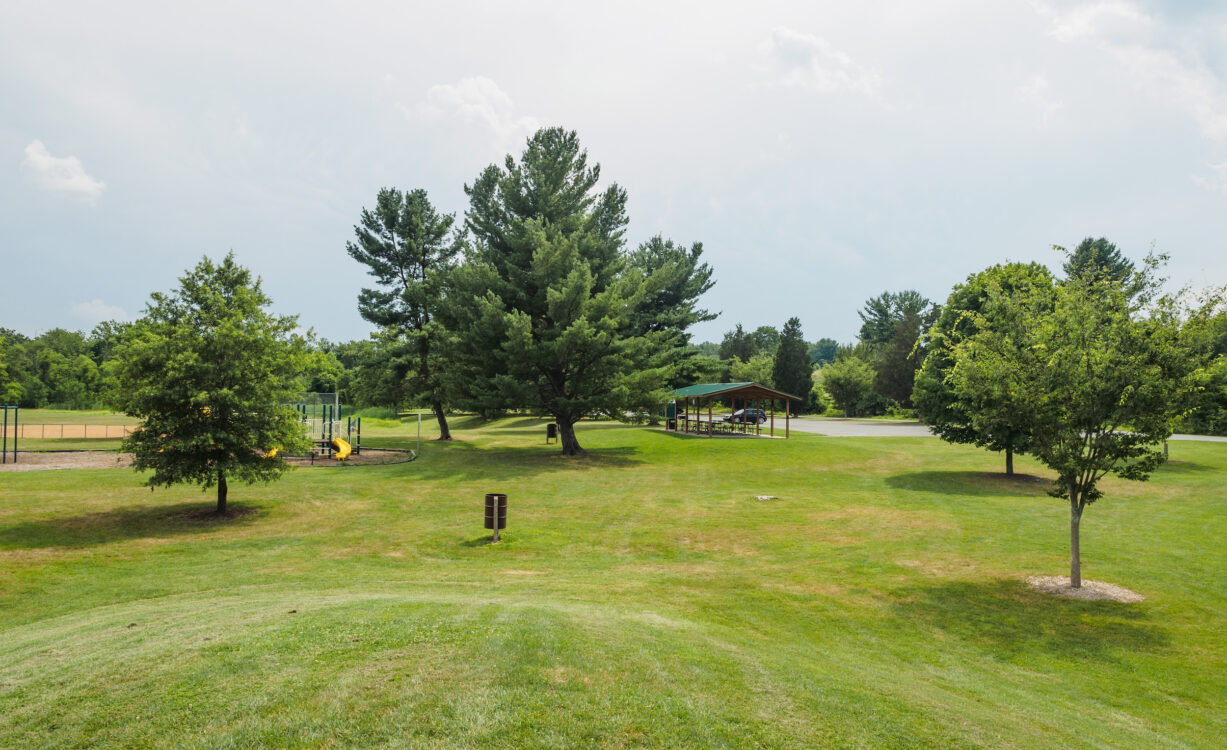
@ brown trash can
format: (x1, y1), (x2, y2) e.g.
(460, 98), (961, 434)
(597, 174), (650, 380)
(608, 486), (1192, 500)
(484, 493), (507, 531)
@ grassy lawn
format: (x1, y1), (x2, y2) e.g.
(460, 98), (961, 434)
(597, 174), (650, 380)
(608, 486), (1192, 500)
(13, 408), (139, 425)
(1, 417), (1224, 748)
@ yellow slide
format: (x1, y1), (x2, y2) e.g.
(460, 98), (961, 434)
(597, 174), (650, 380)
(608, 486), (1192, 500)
(331, 438), (352, 461)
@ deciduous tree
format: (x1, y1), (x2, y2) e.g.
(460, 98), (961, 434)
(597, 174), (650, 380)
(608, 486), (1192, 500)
(111, 254), (312, 513)
(857, 290), (939, 406)
(808, 338), (838, 366)
(729, 354), (774, 387)
(948, 257), (1203, 587)
(914, 262), (1055, 474)
(1180, 310), (1227, 435)
(719, 324), (754, 362)
(821, 356), (876, 417)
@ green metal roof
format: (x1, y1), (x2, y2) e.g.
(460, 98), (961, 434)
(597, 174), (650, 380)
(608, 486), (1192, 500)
(673, 382), (754, 397)
(672, 382), (801, 401)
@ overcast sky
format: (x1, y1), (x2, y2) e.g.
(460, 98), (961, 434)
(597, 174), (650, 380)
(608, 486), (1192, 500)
(3, 0), (1225, 346)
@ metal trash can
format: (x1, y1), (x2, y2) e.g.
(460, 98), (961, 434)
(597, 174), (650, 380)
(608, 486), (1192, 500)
(484, 493), (507, 541)
(546, 423), (558, 444)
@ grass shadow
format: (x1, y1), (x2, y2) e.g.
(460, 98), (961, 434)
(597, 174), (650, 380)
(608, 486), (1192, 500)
(496, 416), (554, 430)
(885, 470), (1051, 497)
(0, 502), (262, 550)
(891, 578), (1168, 663)
(458, 535), (500, 547)
(1156, 460), (1215, 474)
(412, 441), (643, 482)
(431, 414), (488, 431)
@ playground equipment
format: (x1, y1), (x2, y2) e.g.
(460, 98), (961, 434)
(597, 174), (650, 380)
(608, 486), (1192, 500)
(293, 393), (361, 460)
(331, 437), (352, 461)
(2, 405), (16, 464)
(295, 392), (341, 442)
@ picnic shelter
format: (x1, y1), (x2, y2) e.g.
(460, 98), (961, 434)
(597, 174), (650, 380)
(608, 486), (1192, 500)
(669, 382), (802, 438)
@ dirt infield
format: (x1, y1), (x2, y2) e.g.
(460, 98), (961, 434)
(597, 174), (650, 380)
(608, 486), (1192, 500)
(2, 424), (138, 439)
(0, 452), (134, 472)
(0, 448), (414, 472)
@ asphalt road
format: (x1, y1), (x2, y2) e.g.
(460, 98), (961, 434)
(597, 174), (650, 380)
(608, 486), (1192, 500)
(790, 418), (1227, 442)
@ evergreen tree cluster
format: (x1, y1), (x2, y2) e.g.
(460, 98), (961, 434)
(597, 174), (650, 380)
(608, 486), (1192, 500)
(344, 127), (717, 453)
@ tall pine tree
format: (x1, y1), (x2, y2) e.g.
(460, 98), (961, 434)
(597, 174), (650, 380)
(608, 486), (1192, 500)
(771, 317), (811, 406)
(627, 235), (717, 391)
(443, 128), (682, 454)
(346, 188), (461, 440)
(1061, 236), (1134, 286)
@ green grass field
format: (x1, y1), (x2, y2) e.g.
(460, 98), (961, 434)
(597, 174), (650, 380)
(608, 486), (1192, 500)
(2, 417), (1224, 748)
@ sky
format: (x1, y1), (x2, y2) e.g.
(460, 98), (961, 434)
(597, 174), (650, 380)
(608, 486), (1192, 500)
(2, 0), (1225, 346)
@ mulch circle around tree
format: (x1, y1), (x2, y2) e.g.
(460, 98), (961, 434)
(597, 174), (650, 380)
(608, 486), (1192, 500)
(1026, 576), (1145, 603)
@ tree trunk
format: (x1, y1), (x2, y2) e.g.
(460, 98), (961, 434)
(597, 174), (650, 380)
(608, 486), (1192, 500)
(217, 471), (228, 514)
(1069, 491), (1082, 589)
(557, 416), (583, 455)
(1005, 447), (1014, 476)
(433, 400), (452, 441)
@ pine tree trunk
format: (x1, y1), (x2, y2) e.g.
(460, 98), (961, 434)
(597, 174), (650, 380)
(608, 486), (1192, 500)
(558, 416), (583, 455)
(1069, 490), (1082, 589)
(1005, 447), (1014, 476)
(217, 471), (228, 514)
(433, 401), (452, 441)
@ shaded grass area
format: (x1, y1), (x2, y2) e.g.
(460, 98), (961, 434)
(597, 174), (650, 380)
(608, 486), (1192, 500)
(0, 420), (1225, 748)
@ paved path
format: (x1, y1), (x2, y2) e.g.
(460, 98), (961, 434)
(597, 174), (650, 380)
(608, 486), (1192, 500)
(790, 418), (1227, 442)
(788, 418), (932, 437)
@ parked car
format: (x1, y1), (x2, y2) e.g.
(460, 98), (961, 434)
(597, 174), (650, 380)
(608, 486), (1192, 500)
(723, 408), (767, 425)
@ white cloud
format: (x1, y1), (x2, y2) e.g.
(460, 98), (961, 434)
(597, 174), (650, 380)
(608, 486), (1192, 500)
(415, 76), (540, 152)
(1036, 1), (1227, 140)
(765, 26), (882, 98)
(21, 140), (106, 201)
(1041, 0), (1151, 43)
(1193, 161), (1227, 193)
(69, 299), (130, 325)
(1017, 74), (1063, 126)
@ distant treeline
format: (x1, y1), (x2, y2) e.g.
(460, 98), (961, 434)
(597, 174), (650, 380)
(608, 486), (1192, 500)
(691, 240), (1226, 434)
(0, 324), (435, 413)
(691, 288), (938, 418)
